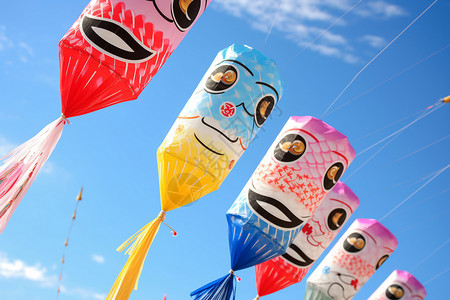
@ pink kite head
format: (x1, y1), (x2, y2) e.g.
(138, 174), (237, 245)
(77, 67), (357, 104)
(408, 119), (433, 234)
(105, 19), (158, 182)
(59, 0), (211, 117)
(307, 219), (398, 299)
(368, 270), (426, 300)
(255, 182), (359, 297)
(250, 116), (356, 230)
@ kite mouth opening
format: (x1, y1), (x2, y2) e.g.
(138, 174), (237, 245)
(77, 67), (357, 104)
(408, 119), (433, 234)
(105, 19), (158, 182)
(247, 186), (305, 229)
(282, 243), (315, 268)
(193, 133), (224, 156)
(306, 234), (324, 247)
(201, 117), (239, 144)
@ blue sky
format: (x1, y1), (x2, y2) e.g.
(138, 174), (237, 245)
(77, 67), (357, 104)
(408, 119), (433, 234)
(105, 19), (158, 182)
(0, 0), (449, 299)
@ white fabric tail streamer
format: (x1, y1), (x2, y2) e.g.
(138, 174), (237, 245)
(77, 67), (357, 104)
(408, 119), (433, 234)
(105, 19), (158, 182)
(0, 117), (66, 233)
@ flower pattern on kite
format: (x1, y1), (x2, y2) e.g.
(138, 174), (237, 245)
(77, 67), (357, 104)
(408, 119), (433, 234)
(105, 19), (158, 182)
(191, 116), (356, 300)
(368, 270), (426, 300)
(254, 182), (359, 298)
(306, 219), (398, 300)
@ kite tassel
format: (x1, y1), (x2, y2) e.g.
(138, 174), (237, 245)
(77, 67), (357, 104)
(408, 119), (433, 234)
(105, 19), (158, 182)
(0, 117), (65, 233)
(106, 211), (166, 300)
(190, 270), (238, 300)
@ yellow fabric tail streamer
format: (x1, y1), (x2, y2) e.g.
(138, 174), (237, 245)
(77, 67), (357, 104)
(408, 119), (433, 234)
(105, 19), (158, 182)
(106, 212), (165, 300)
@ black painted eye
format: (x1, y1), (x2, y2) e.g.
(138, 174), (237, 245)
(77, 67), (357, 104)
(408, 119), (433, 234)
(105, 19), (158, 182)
(171, 0), (202, 31)
(327, 208), (347, 231)
(282, 243), (315, 267)
(376, 255), (389, 270)
(254, 95), (275, 127)
(205, 65), (238, 94)
(386, 284), (404, 299)
(323, 162), (344, 191)
(273, 134), (307, 162)
(81, 15), (155, 62)
(343, 232), (365, 253)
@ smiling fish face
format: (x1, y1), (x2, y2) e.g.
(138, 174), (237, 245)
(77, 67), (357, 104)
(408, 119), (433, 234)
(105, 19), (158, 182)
(307, 219), (398, 299)
(249, 116), (356, 233)
(158, 45), (282, 212)
(179, 44), (283, 157)
(368, 270), (427, 300)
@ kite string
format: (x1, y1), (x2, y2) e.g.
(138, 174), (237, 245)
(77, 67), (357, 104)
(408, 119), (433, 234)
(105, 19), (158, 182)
(263, 0), (284, 47)
(344, 134), (399, 182)
(391, 134), (450, 164)
(296, 0), (363, 58)
(412, 239), (450, 271)
(379, 163), (450, 222)
(321, 0), (440, 118)
(328, 43), (450, 115)
(56, 187), (83, 300)
(356, 100), (444, 157)
(281, 0), (362, 69)
(424, 267), (450, 285)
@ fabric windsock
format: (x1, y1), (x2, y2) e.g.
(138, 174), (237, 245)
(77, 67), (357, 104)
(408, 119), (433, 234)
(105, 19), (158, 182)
(108, 44), (283, 300)
(368, 270), (426, 300)
(306, 219), (399, 300)
(255, 182), (359, 298)
(0, 0), (211, 233)
(191, 116), (356, 300)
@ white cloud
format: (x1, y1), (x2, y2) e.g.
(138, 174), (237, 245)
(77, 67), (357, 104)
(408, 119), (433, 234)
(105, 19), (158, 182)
(91, 254), (105, 264)
(212, 0), (407, 64)
(355, 1), (407, 18)
(0, 253), (105, 299)
(0, 253), (55, 287)
(361, 35), (387, 48)
(0, 26), (13, 51)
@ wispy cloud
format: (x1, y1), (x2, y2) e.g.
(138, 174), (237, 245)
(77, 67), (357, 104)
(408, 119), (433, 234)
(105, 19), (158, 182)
(0, 26), (34, 64)
(355, 0), (407, 18)
(0, 253), (56, 287)
(212, 0), (407, 63)
(0, 26), (13, 51)
(0, 252), (105, 300)
(91, 254), (105, 264)
(361, 35), (387, 48)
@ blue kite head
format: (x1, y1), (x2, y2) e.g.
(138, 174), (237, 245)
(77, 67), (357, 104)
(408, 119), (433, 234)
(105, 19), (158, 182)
(180, 44), (283, 157)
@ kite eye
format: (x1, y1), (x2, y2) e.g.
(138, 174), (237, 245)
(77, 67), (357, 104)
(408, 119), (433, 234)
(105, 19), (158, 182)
(273, 134), (307, 162)
(343, 232), (366, 253)
(376, 254), (389, 270)
(205, 65), (239, 94)
(254, 95), (275, 127)
(323, 162), (344, 191)
(171, 0), (202, 31)
(386, 284), (404, 299)
(327, 208), (347, 231)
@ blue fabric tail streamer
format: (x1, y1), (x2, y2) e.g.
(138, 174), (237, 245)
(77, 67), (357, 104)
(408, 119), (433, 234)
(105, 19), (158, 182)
(190, 273), (237, 300)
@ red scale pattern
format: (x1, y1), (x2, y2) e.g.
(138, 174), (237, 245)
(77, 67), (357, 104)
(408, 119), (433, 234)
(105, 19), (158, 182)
(332, 249), (375, 278)
(254, 161), (326, 214)
(59, 0), (174, 118)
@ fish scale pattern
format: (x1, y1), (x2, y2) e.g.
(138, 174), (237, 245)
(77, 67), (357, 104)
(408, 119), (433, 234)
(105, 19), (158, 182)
(60, 0), (175, 117)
